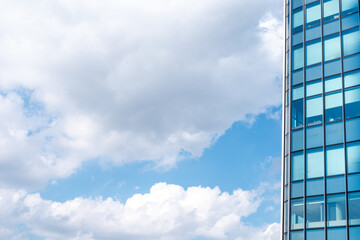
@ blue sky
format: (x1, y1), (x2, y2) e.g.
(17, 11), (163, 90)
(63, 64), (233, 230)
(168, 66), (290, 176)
(0, 0), (284, 239)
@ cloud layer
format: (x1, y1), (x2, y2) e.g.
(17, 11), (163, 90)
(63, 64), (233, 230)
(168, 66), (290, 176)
(0, 0), (283, 188)
(0, 182), (280, 240)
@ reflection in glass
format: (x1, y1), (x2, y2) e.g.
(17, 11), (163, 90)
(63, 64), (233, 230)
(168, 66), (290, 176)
(325, 91), (343, 122)
(306, 196), (324, 228)
(343, 28), (360, 56)
(325, 74), (342, 92)
(307, 125), (323, 149)
(347, 141), (360, 173)
(325, 122), (344, 145)
(328, 228), (346, 240)
(307, 178), (324, 196)
(306, 96), (323, 125)
(345, 86), (360, 119)
(292, 152), (304, 181)
(324, 34), (341, 61)
(327, 194), (346, 227)
(326, 145), (345, 176)
(349, 192), (360, 225)
(291, 199), (304, 230)
(306, 148), (324, 179)
(292, 99), (303, 129)
(306, 229), (324, 240)
(327, 176), (346, 194)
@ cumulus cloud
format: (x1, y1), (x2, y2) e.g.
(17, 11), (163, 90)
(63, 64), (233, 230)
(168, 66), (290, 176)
(0, 183), (280, 240)
(0, 0), (283, 188)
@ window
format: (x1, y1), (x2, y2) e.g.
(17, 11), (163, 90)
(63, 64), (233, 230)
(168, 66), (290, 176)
(292, 181), (304, 198)
(307, 125), (323, 148)
(327, 176), (345, 193)
(344, 70), (360, 88)
(293, 0), (303, 9)
(293, 45), (304, 70)
(306, 196), (324, 228)
(341, 0), (359, 14)
(306, 2), (321, 27)
(324, 0), (340, 21)
(306, 39), (322, 66)
(350, 227), (360, 240)
(327, 194), (346, 227)
(342, 13), (360, 30)
(348, 173), (360, 191)
(349, 192), (360, 225)
(306, 229), (324, 240)
(346, 118), (360, 142)
(293, 31), (304, 46)
(347, 141), (360, 173)
(293, 85), (304, 100)
(291, 199), (304, 230)
(326, 145), (345, 176)
(325, 91), (343, 122)
(324, 59), (341, 76)
(345, 86), (360, 119)
(326, 122), (344, 145)
(325, 74), (342, 92)
(293, 69), (304, 85)
(324, 34), (341, 61)
(292, 129), (304, 151)
(285, 156), (289, 185)
(344, 53), (360, 72)
(291, 231), (304, 240)
(343, 28), (360, 56)
(306, 64), (321, 81)
(293, 8), (304, 31)
(292, 99), (304, 128)
(306, 148), (324, 179)
(292, 151), (304, 181)
(284, 203), (289, 232)
(306, 25), (321, 41)
(306, 80), (322, 97)
(324, 19), (339, 36)
(328, 228), (346, 240)
(306, 178), (324, 196)
(306, 96), (323, 125)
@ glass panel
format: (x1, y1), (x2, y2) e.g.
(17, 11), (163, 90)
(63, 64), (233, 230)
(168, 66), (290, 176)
(291, 199), (304, 230)
(325, 91), (343, 122)
(324, 59), (341, 76)
(292, 129), (304, 151)
(293, 31), (304, 46)
(350, 227), (360, 240)
(348, 173), (360, 191)
(306, 229), (324, 240)
(326, 145), (345, 176)
(327, 194), (347, 227)
(349, 192), (360, 225)
(306, 2), (321, 27)
(327, 176), (346, 193)
(306, 96), (323, 125)
(343, 53), (360, 72)
(293, 45), (304, 70)
(306, 64), (321, 81)
(291, 231), (304, 240)
(324, 34), (341, 61)
(306, 178), (324, 196)
(326, 122), (344, 145)
(307, 148), (324, 178)
(324, 0), (340, 21)
(325, 74), (342, 92)
(347, 141), (360, 173)
(328, 228), (346, 240)
(293, 85), (304, 100)
(292, 99), (304, 129)
(306, 80), (322, 97)
(293, 0), (303, 9)
(285, 185), (289, 201)
(323, 19), (339, 36)
(292, 151), (304, 181)
(342, 13), (360, 30)
(343, 28), (360, 56)
(306, 39), (322, 66)
(345, 86), (360, 119)
(285, 156), (289, 185)
(285, 203), (289, 232)
(346, 118), (360, 142)
(307, 125), (323, 148)
(306, 25), (321, 41)
(293, 69), (304, 85)
(306, 196), (324, 228)
(344, 69), (360, 88)
(292, 181), (304, 198)
(341, 0), (359, 14)
(293, 8), (304, 31)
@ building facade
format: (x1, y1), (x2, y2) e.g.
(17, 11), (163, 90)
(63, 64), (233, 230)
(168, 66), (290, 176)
(282, 0), (360, 239)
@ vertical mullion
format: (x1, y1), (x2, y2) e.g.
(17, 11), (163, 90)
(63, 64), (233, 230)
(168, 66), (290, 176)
(303, 0), (307, 238)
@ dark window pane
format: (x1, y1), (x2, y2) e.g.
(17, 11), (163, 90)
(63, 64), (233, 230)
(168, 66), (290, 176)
(323, 19), (339, 36)
(346, 118), (360, 142)
(324, 59), (341, 77)
(327, 176), (346, 194)
(348, 173), (360, 191)
(327, 194), (346, 227)
(292, 99), (304, 129)
(347, 141), (360, 173)
(293, 31), (304, 46)
(307, 125), (323, 148)
(349, 192), (360, 225)
(306, 25), (321, 41)
(306, 64), (321, 81)
(306, 178), (324, 196)
(293, 0), (303, 9)
(342, 13), (360, 30)
(293, 69), (304, 85)
(325, 91), (343, 122)
(292, 181), (304, 198)
(326, 122), (344, 145)
(306, 196), (325, 228)
(292, 129), (304, 151)
(345, 86), (360, 119)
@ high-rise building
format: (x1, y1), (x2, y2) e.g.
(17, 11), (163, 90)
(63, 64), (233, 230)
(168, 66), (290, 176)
(282, 0), (360, 239)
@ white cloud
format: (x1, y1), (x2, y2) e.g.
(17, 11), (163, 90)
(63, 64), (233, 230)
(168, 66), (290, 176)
(0, 0), (283, 188)
(0, 183), (280, 240)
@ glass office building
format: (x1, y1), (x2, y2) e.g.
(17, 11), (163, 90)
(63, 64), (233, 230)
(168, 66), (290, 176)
(282, 0), (360, 239)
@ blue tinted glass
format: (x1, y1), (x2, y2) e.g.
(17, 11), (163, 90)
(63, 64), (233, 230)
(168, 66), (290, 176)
(293, 45), (304, 70)
(307, 39), (322, 65)
(293, 8), (304, 31)
(293, 85), (304, 100)
(325, 74), (342, 92)
(293, 0), (304, 9)
(306, 2), (321, 27)
(348, 173), (360, 191)
(292, 129), (304, 151)
(324, 59), (341, 76)
(307, 148), (324, 178)
(292, 181), (304, 198)
(326, 122), (344, 145)
(306, 96), (323, 125)
(343, 28), (360, 56)
(326, 144), (345, 176)
(306, 25), (321, 41)
(306, 196), (324, 228)
(343, 53), (360, 72)
(292, 151), (304, 181)
(325, 92), (343, 123)
(324, 0), (340, 21)
(341, 0), (359, 14)
(291, 199), (304, 230)
(346, 118), (360, 142)
(306, 64), (321, 81)
(328, 228), (346, 240)
(342, 13), (360, 30)
(349, 193), (360, 225)
(306, 178), (324, 196)
(293, 69), (304, 85)
(306, 229), (324, 239)
(306, 80), (322, 97)
(293, 31), (304, 45)
(327, 194), (347, 227)
(291, 231), (304, 240)
(345, 86), (360, 119)
(323, 19), (339, 36)
(347, 141), (360, 173)
(324, 34), (341, 61)
(327, 176), (346, 194)
(292, 99), (304, 129)
(344, 69), (360, 88)
(307, 125), (323, 148)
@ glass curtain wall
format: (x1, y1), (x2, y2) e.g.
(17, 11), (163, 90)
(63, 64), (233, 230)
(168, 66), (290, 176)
(283, 0), (360, 239)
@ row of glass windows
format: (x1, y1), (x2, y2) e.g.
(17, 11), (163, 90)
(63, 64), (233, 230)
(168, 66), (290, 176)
(286, 227), (360, 240)
(292, 27), (360, 71)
